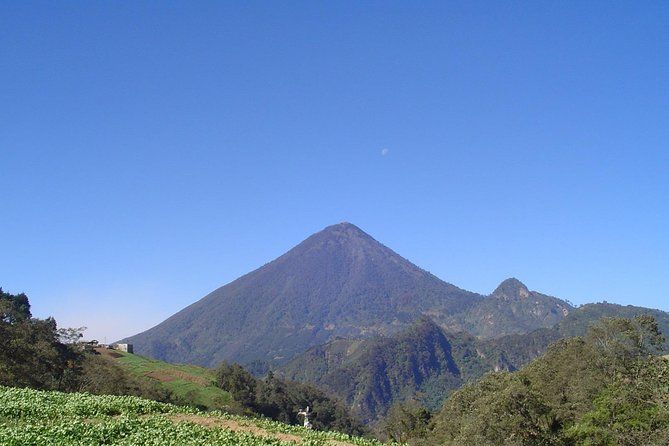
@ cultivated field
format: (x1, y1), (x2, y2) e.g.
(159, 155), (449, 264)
(0, 386), (391, 446)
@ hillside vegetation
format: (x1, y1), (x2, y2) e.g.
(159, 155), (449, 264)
(94, 348), (233, 411)
(279, 318), (491, 421)
(279, 304), (669, 422)
(396, 316), (669, 446)
(0, 386), (390, 446)
(0, 287), (189, 407)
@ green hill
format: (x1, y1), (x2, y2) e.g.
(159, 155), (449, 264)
(94, 348), (233, 411)
(0, 385), (392, 446)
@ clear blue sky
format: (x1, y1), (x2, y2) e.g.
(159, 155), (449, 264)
(2, 1), (668, 342)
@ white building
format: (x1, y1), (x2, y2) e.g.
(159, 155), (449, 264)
(111, 343), (134, 353)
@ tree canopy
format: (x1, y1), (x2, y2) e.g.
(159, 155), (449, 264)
(215, 363), (367, 436)
(421, 316), (669, 446)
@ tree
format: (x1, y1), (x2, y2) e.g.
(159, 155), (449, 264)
(585, 315), (665, 369)
(0, 287), (31, 322)
(0, 289), (81, 390)
(58, 326), (87, 345)
(216, 362), (258, 409)
(431, 372), (559, 446)
(382, 400), (432, 443)
(566, 354), (669, 445)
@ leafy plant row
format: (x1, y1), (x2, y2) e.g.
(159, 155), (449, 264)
(0, 386), (395, 446)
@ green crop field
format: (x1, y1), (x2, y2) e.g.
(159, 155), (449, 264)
(0, 386), (395, 446)
(97, 348), (233, 410)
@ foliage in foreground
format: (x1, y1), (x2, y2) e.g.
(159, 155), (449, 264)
(420, 316), (669, 446)
(0, 386), (395, 446)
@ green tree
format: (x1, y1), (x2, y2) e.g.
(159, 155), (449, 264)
(216, 362), (258, 409)
(424, 316), (669, 446)
(0, 288), (82, 390)
(57, 326), (87, 345)
(431, 372), (558, 446)
(382, 400), (432, 444)
(566, 356), (669, 446)
(0, 287), (31, 322)
(214, 362), (366, 435)
(585, 315), (665, 375)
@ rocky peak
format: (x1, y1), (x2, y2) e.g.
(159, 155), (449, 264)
(320, 222), (369, 238)
(298, 222), (380, 253)
(492, 278), (531, 300)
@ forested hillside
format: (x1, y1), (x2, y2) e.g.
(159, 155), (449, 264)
(279, 304), (669, 422)
(279, 318), (497, 421)
(419, 316), (669, 446)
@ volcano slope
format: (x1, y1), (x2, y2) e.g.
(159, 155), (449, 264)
(123, 223), (483, 367)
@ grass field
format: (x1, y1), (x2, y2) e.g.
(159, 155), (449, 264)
(0, 386), (390, 446)
(96, 348), (233, 410)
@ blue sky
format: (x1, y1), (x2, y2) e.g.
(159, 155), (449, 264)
(2, 1), (668, 342)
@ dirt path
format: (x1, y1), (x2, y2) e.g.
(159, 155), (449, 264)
(144, 369), (210, 385)
(168, 414), (305, 443)
(167, 414), (356, 446)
